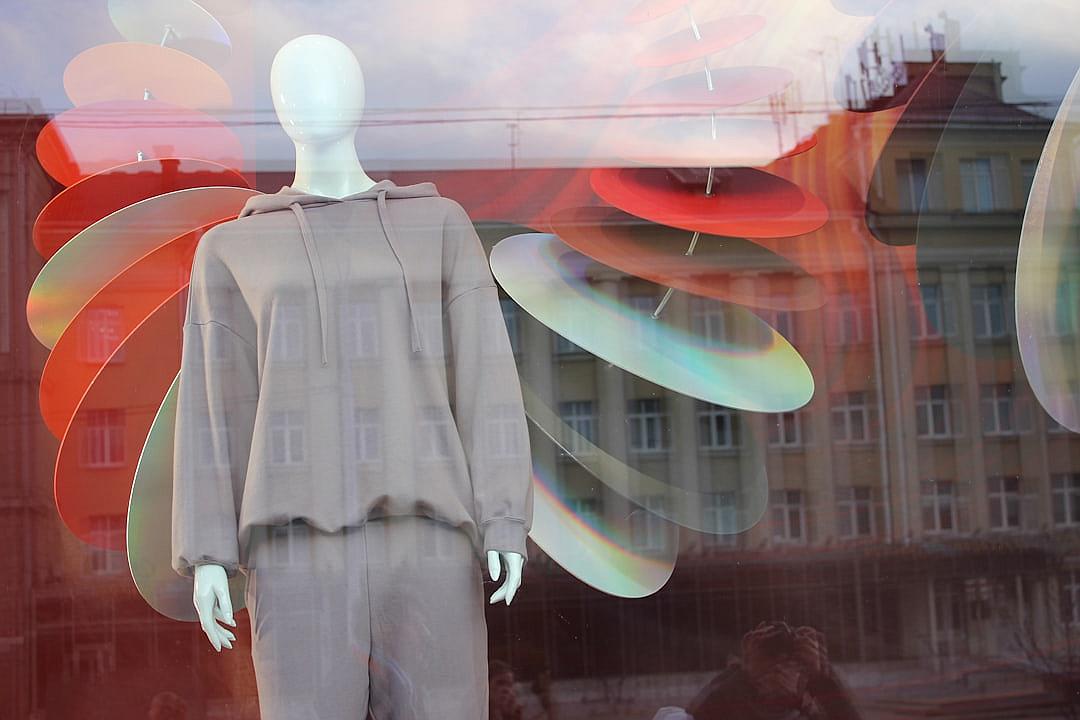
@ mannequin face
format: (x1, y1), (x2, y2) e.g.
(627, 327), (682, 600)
(270, 34), (365, 144)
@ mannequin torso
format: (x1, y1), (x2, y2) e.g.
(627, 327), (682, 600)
(190, 33), (524, 654)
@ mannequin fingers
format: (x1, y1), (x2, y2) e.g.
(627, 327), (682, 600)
(212, 603), (238, 630)
(487, 550), (501, 581)
(505, 565), (523, 605)
(214, 583), (236, 626)
(489, 580), (508, 604)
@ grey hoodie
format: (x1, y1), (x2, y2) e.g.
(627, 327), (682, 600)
(171, 178), (534, 578)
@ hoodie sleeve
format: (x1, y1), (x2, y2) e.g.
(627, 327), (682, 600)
(442, 200), (534, 562)
(172, 230), (259, 578)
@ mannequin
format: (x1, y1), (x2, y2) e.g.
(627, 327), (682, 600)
(188, 33), (527, 664)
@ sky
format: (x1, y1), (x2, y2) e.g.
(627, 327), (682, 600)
(1, 0), (1078, 172)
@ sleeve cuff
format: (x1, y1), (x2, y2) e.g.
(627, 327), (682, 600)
(481, 517), (529, 562)
(174, 557), (240, 579)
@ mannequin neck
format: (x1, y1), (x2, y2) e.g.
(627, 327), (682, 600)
(290, 134), (376, 198)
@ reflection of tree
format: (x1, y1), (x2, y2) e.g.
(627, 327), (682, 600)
(1010, 551), (1080, 720)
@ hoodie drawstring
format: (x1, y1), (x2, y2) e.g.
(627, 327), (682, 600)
(376, 188), (424, 353)
(289, 202), (330, 366)
(287, 190), (424, 366)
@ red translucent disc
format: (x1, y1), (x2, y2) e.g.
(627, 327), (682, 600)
(590, 166), (829, 239)
(55, 296), (184, 550)
(40, 226), (206, 439)
(626, 67), (794, 114)
(634, 17), (766, 68)
(35, 99), (244, 186)
(550, 205), (824, 311)
(64, 42), (233, 110)
(33, 158), (248, 259)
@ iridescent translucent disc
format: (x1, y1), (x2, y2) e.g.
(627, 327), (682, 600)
(56, 297), (185, 550)
(27, 186), (258, 348)
(64, 42), (233, 110)
(530, 462), (678, 598)
(128, 376), (248, 621)
(108, 0), (231, 67)
(521, 382), (767, 535)
(33, 158), (248, 259)
(489, 233), (814, 412)
(40, 226), (205, 439)
(1016, 67), (1080, 432)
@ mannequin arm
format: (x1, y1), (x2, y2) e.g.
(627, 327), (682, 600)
(193, 563), (238, 651)
(486, 550), (524, 605)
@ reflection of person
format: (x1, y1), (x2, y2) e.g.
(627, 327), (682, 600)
(148, 690), (187, 720)
(490, 659), (524, 720)
(683, 621), (863, 720)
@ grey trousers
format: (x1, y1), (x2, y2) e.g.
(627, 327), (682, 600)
(243, 516), (489, 720)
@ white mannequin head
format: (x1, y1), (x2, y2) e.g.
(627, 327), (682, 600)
(270, 34), (366, 144)
(268, 34), (375, 196)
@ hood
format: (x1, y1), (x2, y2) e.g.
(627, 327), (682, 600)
(238, 178), (441, 366)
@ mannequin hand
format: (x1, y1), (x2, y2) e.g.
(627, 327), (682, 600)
(486, 550), (524, 606)
(193, 564), (237, 652)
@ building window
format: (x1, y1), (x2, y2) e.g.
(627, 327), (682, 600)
(909, 284), (956, 340)
(567, 496), (602, 528)
(921, 480), (957, 534)
(1020, 158), (1038, 201)
(1047, 272), (1080, 338)
(915, 385), (956, 438)
(343, 300), (379, 359)
(768, 411), (807, 447)
(87, 515), (126, 575)
(417, 406), (453, 461)
(268, 409), (306, 465)
(79, 307), (127, 363)
(987, 476), (1021, 530)
(482, 403), (527, 458)
(771, 490), (806, 543)
(980, 383), (1030, 436)
(825, 293), (869, 346)
(896, 157), (928, 212)
(830, 391), (876, 443)
(559, 400), (597, 454)
(759, 308), (796, 340)
(701, 491), (737, 548)
(196, 424), (230, 468)
(1062, 570), (1080, 625)
(630, 495), (670, 552)
(689, 296), (727, 348)
(837, 486), (874, 538)
(80, 408), (125, 468)
(959, 157), (996, 212)
(1052, 474), (1080, 527)
(501, 299), (522, 354)
(627, 398), (669, 453)
(970, 283), (1007, 339)
(270, 304), (306, 362)
(697, 401), (739, 450)
(71, 643), (115, 682)
(353, 407), (381, 464)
